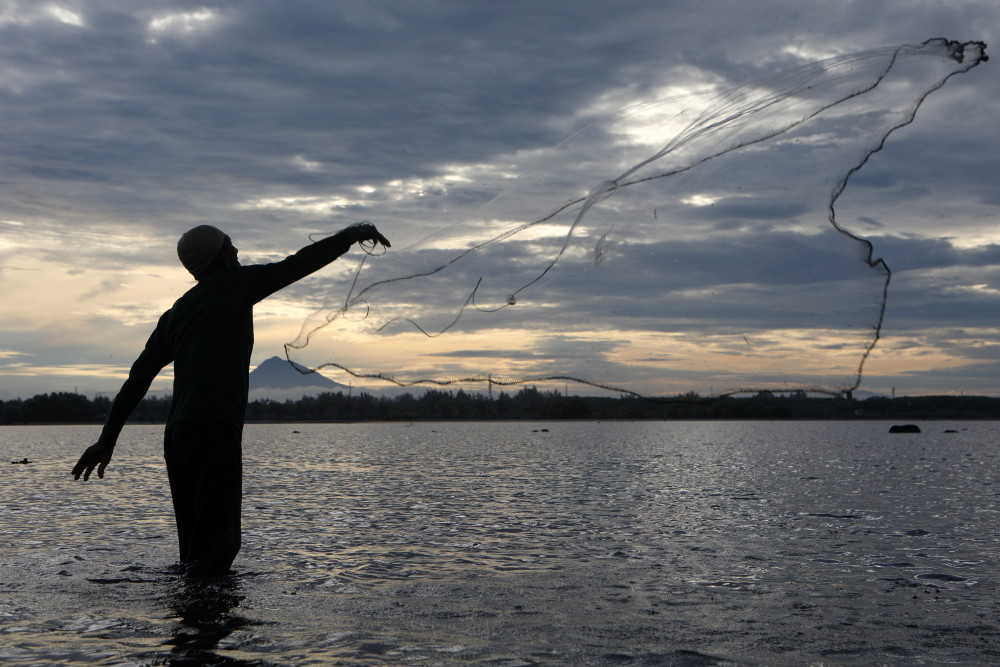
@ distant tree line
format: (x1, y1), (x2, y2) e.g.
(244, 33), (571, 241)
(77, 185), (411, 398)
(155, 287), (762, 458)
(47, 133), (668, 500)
(2, 388), (998, 424)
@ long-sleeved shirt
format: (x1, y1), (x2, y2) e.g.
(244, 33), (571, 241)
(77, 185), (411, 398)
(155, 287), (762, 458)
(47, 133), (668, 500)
(100, 231), (353, 441)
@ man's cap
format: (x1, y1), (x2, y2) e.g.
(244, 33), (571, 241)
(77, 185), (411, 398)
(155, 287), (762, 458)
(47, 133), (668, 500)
(177, 225), (227, 278)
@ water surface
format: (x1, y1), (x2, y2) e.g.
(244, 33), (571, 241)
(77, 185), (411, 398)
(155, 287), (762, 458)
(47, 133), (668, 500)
(2, 420), (998, 665)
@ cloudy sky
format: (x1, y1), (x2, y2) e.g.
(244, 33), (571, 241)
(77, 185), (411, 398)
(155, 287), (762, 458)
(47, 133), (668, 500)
(0, 0), (997, 400)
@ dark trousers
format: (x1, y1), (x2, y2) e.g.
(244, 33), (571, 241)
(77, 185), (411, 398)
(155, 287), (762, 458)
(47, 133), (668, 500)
(164, 419), (242, 577)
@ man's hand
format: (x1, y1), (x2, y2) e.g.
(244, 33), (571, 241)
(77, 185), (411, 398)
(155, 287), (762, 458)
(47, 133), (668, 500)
(344, 222), (391, 249)
(72, 441), (115, 481)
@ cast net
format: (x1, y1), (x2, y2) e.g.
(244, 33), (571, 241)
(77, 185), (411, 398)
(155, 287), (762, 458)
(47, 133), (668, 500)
(286, 38), (987, 398)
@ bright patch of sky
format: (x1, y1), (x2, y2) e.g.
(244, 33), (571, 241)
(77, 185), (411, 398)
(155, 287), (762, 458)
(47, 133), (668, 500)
(146, 8), (217, 42)
(47, 5), (83, 26)
(681, 194), (720, 207)
(0, 2), (82, 27)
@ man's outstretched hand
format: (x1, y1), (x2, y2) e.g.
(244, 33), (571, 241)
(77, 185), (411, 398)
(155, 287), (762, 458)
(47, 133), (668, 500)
(344, 222), (390, 249)
(72, 442), (114, 481)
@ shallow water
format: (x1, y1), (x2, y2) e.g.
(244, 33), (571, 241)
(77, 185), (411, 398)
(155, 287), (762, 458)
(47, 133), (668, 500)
(1, 420), (998, 665)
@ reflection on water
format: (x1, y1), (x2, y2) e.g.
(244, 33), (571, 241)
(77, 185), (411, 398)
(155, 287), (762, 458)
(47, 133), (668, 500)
(0, 420), (998, 665)
(161, 577), (263, 666)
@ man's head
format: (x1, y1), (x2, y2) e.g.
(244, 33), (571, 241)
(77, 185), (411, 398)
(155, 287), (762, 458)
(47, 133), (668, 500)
(177, 225), (238, 279)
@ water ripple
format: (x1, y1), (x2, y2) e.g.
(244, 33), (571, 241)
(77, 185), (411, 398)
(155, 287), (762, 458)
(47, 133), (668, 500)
(1, 420), (998, 664)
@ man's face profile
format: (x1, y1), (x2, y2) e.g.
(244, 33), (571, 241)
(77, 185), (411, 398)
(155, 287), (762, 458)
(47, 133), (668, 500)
(221, 236), (240, 268)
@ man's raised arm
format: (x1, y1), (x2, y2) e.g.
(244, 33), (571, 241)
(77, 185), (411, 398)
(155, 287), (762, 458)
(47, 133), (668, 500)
(254, 223), (390, 300)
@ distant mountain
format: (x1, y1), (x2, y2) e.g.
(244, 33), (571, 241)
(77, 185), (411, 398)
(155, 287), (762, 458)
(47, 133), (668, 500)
(249, 356), (349, 399)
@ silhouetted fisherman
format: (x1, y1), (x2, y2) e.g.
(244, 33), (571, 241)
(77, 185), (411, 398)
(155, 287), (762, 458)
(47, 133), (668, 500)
(72, 223), (390, 577)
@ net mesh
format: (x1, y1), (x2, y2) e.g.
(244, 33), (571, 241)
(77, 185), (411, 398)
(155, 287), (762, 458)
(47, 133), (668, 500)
(286, 39), (987, 398)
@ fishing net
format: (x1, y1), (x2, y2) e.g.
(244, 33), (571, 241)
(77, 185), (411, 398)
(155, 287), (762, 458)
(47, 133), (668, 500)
(286, 39), (987, 398)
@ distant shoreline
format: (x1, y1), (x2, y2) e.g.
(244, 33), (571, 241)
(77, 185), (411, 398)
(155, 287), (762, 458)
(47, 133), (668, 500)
(3, 390), (998, 424)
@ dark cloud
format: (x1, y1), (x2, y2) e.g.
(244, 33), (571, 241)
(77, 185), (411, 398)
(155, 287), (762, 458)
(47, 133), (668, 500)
(2, 1), (988, 232)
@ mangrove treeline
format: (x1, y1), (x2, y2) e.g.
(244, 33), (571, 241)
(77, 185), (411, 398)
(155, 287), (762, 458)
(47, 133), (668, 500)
(2, 388), (999, 424)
